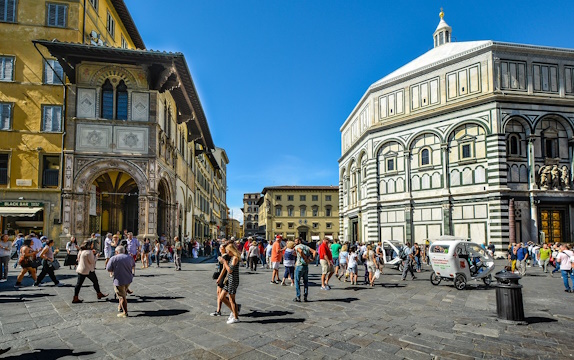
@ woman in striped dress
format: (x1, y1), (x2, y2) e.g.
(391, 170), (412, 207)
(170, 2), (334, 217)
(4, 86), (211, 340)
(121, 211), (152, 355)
(220, 243), (241, 324)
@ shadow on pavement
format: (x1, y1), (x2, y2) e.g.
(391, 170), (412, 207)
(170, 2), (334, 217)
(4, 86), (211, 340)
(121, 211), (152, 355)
(525, 316), (558, 324)
(134, 309), (189, 317)
(380, 283), (407, 288)
(242, 310), (294, 318)
(311, 297), (359, 304)
(136, 295), (184, 301)
(243, 318), (305, 324)
(0, 348), (95, 360)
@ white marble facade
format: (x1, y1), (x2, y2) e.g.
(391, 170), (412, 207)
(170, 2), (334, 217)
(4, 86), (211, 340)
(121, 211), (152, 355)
(339, 16), (574, 251)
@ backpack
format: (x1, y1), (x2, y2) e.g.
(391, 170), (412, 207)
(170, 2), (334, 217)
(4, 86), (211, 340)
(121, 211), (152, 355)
(399, 246), (408, 260)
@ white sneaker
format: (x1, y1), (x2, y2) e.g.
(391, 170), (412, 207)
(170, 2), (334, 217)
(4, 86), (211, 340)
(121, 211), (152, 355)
(226, 317), (239, 324)
(0, 279), (6, 282)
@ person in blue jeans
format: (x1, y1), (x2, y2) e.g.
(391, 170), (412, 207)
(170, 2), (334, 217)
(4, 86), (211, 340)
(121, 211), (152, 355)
(555, 244), (574, 292)
(293, 237), (317, 302)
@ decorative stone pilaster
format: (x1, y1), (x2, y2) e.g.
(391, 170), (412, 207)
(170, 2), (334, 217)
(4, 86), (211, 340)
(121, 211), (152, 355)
(442, 203), (452, 236)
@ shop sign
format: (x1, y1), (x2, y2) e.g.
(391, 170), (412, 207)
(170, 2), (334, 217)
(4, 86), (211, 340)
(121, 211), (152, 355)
(0, 201), (44, 207)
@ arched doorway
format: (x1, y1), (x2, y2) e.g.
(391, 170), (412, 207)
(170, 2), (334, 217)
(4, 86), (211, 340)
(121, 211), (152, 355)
(91, 171), (139, 235)
(297, 226), (309, 242)
(157, 179), (170, 238)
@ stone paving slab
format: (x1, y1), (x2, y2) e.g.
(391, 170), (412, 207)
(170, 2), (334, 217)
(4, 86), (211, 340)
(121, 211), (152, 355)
(1, 260), (574, 359)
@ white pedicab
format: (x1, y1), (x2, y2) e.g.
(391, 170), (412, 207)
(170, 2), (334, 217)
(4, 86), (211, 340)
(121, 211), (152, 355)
(428, 240), (495, 290)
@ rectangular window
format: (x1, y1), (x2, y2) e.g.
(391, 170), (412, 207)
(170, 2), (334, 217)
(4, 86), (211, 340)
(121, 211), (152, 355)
(326, 208), (332, 217)
(326, 223), (332, 229)
(106, 11), (115, 37)
(387, 158), (395, 171)
(88, 0), (98, 10)
(0, 0), (17, 22)
(300, 195), (306, 201)
(121, 34), (128, 49)
(0, 153), (8, 185)
(46, 3), (67, 27)
(312, 195), (318, 201)
(312, 223), (318, 229)
(300, 209), (306, 217)
(287, 208), (293, 217)
(312, 208), (318, 217)
(287, 195), (294, 201)
(275, 195), (281, 201)
(0, 56), (14, 81)
(276, 222), (282, 229)
(461, 144), (472, 159)
(0, 102), (12, 130)
(288, 223), (294, 229)
(42, 105), (62, 132)
(275, 207), (281, 216)
(42, 155), (59, 187)
(43, 59), (64, 85)
(325, 195), (331, 201)
(500, 60), (526, 90)
(533, 63), (558, 92)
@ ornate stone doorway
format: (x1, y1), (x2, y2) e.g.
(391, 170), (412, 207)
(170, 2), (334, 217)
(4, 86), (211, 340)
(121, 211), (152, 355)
(91, 171), (139, 235)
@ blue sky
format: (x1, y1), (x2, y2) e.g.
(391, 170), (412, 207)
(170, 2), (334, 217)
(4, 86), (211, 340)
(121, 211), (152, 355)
(126, 0), (574, 222)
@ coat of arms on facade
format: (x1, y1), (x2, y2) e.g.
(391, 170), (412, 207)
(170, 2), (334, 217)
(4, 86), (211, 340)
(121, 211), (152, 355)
(123, 133), (139, 148)
(86, 130), (103, 146)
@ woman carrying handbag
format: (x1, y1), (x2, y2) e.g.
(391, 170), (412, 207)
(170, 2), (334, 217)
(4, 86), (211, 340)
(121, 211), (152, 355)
(34, 239), (64, 287)
(14, 237), (39, 288)
(73, 240), (107, 303)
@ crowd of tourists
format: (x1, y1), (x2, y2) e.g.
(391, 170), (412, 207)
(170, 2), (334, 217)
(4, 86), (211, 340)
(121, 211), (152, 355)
(506, 241), (574, 292)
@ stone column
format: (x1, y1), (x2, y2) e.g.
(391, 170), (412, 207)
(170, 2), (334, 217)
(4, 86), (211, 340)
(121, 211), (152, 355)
(441, 143), (450, 192)
(442, 203), (452, 235)
(404, 150), (412, 194)
(405, 205), (412, 244)
(509, 199), (515, 244)
(527, 136), (539, 243)
(138, 196), (147, 237)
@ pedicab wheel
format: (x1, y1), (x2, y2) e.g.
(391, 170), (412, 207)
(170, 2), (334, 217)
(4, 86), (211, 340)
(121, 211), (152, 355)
(482, 274), (492, 286)
(454, 274), (466, 290)
(430, 271), (441, 286)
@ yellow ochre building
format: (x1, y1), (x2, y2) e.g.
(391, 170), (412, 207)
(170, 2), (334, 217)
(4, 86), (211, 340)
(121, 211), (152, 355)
(0, 0), (144, 240)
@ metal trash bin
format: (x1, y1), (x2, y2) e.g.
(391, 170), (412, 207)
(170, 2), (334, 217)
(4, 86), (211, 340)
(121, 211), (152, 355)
(494, 271), (527, 325)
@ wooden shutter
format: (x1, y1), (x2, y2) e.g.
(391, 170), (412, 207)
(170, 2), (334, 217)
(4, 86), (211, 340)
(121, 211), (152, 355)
(47, 4), (56, 26)
(56, 4), (66, 27)
(1, 57), (13, 81)
(43, 106), (52, 131)
(44, 60), (54, 84)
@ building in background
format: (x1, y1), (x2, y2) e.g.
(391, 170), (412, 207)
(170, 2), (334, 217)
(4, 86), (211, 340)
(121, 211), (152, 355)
(257, 186), (339, 242)
(212, 147), (229, 239)
(0, 0), (144, 240)
(339, 12), (574, 249)
(242, 192), (260, 237)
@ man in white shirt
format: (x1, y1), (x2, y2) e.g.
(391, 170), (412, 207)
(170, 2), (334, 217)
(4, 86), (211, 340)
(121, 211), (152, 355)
(556, 244), (574, 292)
(30, 234), (43, 258)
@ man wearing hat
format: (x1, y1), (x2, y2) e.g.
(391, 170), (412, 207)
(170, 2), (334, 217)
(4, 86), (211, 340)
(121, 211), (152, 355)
(270, 235), (284, 284)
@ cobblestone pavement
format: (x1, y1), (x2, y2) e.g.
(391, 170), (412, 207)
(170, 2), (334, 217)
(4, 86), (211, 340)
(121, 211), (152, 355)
(1, 259), (573, 359)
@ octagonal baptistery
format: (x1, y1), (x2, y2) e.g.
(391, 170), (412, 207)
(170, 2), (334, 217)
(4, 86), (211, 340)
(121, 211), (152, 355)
(339, 12), (574, 253)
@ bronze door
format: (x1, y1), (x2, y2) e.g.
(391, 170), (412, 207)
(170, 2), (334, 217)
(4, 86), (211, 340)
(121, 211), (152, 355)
(540, 209), (563, 243)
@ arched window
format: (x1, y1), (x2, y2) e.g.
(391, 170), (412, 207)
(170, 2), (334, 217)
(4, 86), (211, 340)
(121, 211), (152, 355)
(116, 80), (128, 120)
(508, 135), (520, 156)
(421, 148), (430, 166)
(101, 79), (113, 119)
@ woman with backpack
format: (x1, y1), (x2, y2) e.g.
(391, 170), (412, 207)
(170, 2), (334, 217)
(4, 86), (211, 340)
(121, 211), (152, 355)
(281, 241), (296, 286)
(247, 239), (260, 271)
